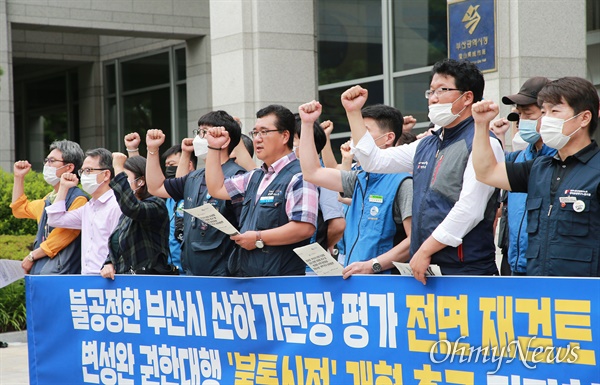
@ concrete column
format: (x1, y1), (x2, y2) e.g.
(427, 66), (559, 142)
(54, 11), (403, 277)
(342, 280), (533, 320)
(78, 62), (105, 150)
(0, 0), (14, 171)
(186, 36), (213, 130)
(209, 0), (317, 133)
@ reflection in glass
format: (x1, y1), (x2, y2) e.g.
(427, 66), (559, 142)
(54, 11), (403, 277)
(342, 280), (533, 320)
(393, 0), (447, 72)
(394, 72), (431, 126)
(176, 48), (187, 81)
(318, 0), (383, 85)
(121, 52), (170, 92)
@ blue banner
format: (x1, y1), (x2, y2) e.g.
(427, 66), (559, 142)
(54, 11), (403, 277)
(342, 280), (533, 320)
(448, 0), (496, 72)
(26, 275), (600, 384)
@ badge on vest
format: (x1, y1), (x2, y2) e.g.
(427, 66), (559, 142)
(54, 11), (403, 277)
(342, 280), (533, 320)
(368, 194), (383, 204)
(573, 200), (586, 213)
(259, 196), (275, 204)
(370, 206), (379, 216)
(559, 196), (577, 204)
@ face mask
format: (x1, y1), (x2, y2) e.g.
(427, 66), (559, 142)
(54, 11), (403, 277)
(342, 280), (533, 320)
(164, 166), (177, 179)
(428, 93), (466, 127)
(518, 118), (541, 145)
(43, 165), (65, 186)
(193, 136), (209, 160)
(540, 113), (581, 150)
(511, 132), (529, 151)
(81, 173), (103, 195)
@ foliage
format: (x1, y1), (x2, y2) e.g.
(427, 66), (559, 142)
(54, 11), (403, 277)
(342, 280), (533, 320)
(0, 234), (32, 332)
(0, 168), (51, 236)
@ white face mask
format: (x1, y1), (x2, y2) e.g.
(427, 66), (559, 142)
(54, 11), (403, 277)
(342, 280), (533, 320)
(43, 165), (66, 186)
(427, 93), (466, 127)
(193, 136), (209, 160)
(511, 132), (529, 151)
(80, 173), (103, 195)
(540, 113), (581, 150)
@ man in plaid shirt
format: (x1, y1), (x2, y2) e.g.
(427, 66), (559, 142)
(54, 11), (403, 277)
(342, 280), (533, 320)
(205, 105), (319, 276)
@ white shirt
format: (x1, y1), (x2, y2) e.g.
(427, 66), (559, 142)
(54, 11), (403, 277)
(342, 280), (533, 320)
(351, 127), (504, 247)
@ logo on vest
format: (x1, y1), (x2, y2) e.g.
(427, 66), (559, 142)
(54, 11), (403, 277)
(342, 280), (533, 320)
(370, 206), (379, 216)
(417, 161), (428, 170)
(564, 189), (591, 197)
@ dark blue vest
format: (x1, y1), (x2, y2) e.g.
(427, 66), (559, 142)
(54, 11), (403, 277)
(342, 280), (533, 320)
(412, 117), (498, 275)
(181, 160), (245, 276)
(525, 150), (600, 277)
(230, 159), (308, 277)
(31, 187), (87, 275)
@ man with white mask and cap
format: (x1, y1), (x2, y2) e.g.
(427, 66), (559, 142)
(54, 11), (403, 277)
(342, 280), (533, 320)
(500, 77), (556, 276)
(347, 58), (504, 284)
(11, 140), (88, 274)
(46, 148), (122, 275)
(145, 111), (245, 276)
(473, 77), (600, 277)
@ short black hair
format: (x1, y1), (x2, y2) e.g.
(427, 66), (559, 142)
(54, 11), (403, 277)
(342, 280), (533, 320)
(432, 58), (485, 102)
(85, 148), (114, 179)
(240, 134), (254, 157)
(293, 113), (327, 154)
(198, 110), (241, 155)
(124, 156), (150, 200)
(361, 104), (404, 144)
(162, 144), (197, 168)
(538, 77), (600, 137)
(256, 105), (295, 149)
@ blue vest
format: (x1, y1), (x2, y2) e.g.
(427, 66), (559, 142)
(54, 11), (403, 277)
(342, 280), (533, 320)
(412, 117), (498, 275)
(525, 149), (600, 277)
(181, 160), (245, 276)
(343, 172), (411, 269)
(166, 197), (184, 272)
(231, 159), (308, 277)
(31, 187), (88, 275)
(506, 144), (556, 273)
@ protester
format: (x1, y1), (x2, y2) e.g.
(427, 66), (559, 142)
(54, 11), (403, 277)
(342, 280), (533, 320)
(145, 111), (245, 276)
(46, 148), (121, 275)
(472, 76), (600, 277)
(10, 140), (87, 274)
(348, 58), (504, 284)
(205, 105), (319, 277)
(100, 154), (171, 279)
(299, 101), (412, 278)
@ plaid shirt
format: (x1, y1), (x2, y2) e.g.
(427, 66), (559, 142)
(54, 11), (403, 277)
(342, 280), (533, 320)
(106, 173), (170, 273)
(225, 152), (318, 226)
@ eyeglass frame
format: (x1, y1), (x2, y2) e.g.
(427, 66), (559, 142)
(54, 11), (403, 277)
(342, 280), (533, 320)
(249, 129), (281, 139)
(192, 128), (208, 138)
(425, 87), (462, 100)
(78, 168), (109, 177)
(44, 157), (65, 165)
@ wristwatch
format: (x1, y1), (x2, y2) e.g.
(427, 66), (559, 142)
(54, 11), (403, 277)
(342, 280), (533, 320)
(255, 231), (265, 249)
(371, 258), (382, 273)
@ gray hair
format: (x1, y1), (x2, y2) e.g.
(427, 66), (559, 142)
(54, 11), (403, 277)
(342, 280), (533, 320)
(49, 140), (84, 177)
(84, 148), (115, 179)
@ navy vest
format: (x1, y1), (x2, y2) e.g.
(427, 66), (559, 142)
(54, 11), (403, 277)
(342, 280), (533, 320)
(31, 187), (87, 275)
(230, 159), (308, 277)
(525, 150), (600, 277)
(181, 160), (245, 276)
(412, 117), (498, 275)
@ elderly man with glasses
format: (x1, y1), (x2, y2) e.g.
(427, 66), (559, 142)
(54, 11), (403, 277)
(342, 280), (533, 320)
(11, 140), (88, 274)
(46, 148), (122, 275)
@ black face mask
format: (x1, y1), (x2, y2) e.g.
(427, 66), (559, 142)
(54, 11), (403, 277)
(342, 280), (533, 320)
(164, 166), (177, 179)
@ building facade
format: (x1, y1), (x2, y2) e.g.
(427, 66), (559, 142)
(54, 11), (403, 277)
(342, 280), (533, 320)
(0, 0), (598, 172)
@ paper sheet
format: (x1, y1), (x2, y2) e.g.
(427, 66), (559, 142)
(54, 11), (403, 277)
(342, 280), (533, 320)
(183, 204), (240, 236)
(293, 244), (343, 276)
(393, 262), (442, 276)
(0, 259), (25, 289)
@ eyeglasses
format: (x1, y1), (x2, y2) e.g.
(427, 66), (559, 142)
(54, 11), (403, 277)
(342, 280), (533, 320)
(249, 129), (280, 139)
(192, 128), (208, 138)
(44, 157), (64, 164)
(425, 87), (462, 99)
(78, 168), (109, 177)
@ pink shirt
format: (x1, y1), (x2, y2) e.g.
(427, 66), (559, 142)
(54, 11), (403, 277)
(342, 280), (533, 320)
(46, 189), (121, 275)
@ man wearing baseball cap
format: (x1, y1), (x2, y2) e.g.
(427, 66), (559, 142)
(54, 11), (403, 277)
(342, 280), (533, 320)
(501, 76), (556, 276)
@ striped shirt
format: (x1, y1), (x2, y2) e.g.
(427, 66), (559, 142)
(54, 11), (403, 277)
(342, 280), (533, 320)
(225, 152), (319, 226)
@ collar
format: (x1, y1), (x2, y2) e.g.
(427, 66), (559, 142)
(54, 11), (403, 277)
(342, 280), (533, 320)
(94, 188), (116, 204)
(552, 140), (599, 164)
(261, 151), (296, 175)
(435, 116), (473, 141)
